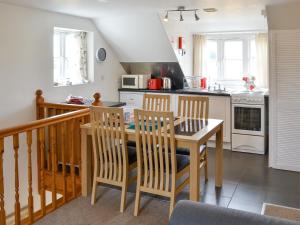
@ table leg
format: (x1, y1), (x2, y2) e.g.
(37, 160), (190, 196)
(81, 129), (92, 197)
(189, 142), (200, 201)
(215, 124), (223, 187)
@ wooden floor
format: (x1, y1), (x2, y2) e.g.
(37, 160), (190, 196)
(36, 149), (300, 225)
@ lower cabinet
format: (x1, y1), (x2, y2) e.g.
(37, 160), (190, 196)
(119, 92), (144, 108)
(119, 91), (231, 145)
(208, 96), (231, 143)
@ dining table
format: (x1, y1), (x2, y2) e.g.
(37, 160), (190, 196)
(80, 117), (224, 202)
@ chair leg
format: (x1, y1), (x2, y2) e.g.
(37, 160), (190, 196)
(120, 179), (128, 213)
(134, 187), (141, 216)
(91, 177), (97, 205)
(169, 193), (176, 217)
(204, 147), (208, 182)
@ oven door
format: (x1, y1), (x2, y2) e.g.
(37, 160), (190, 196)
(232, 104), (265, 136)
(122, 75), (139, 89)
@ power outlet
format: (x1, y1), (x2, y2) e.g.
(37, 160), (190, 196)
(100, 75), (105, 81)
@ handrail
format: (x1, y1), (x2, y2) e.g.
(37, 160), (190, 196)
(41, 102), (88, 110)
(0, 108), (90, 138)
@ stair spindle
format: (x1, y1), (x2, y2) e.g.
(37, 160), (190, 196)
(13, 134), (21, 225)
(0, 138), (6, 225)
(50, 126), (57, 209)
(38, 128), (46, 216)
(61, 122), (67, 202)
(26, 131), (34, 223)
(69, 119), (76, 197)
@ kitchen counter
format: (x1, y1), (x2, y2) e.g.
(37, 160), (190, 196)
(118, 88), (231, 97)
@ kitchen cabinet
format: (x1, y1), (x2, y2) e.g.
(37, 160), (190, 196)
(119, 92), (144, 108)
(119, 92), (176, 112)
(208, 96), (231, 143)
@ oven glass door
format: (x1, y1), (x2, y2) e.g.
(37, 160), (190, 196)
(232, 104), (264, 136)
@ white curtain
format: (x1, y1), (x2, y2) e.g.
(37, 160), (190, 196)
(79, 32), (88, 82)
(255, 33), (269, 88)
(193, 35), (206, 76)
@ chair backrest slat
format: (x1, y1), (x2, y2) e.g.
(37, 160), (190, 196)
(143, 94), (171, 112)
(178, 95), (209, 119)
(134, 109), (176, 193)
(90, 107), (128, 183)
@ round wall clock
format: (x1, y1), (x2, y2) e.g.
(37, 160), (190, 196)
(96, 48), (106, 62)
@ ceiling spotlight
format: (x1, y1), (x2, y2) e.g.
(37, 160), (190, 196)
(180, 11), (184, 21)
(164, 11), (169, 22)
(164, 6), (199, 22)
(194, 10), (200, 21)
(203, 8), (217, 13)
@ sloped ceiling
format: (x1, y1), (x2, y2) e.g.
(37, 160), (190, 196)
(94, 13), (177, 62)
(0, 0), (295, 62)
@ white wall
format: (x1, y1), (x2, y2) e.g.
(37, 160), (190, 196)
(267, 3), (300, 30)
(94, 13), (178, 63)
(0, 3), (124, 214)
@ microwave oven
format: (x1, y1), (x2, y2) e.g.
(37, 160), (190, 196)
(121, 74), (151, 89)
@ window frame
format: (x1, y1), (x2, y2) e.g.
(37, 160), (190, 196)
(204, 34), (255, 82)
(53, 27), (93, 87)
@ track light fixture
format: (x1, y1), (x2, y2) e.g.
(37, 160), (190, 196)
(164, 11), (168, 22)
(163, 6), (200, 22)
(194, 10), (200, 21)
(180, 11), (184, 21)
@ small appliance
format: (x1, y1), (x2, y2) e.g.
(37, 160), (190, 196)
(148, 78), (162, 90)
(200, 77), (207, 89)
(162, 77), (171, 89)
(121, 74), (151, 89)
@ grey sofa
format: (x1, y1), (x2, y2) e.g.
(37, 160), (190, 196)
(170, 200), (300, 225)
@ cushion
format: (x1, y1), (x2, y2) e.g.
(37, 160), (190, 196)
(127, 145), (137, 165)
(176, 144), (206, 156)
(127, 140), (136, 147)
(176, 154), (190, 172)
(170, 200), (300, 225)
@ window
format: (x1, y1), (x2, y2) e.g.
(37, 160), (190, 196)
(203, 35), (257, 82)
(53, 27), (93, 86)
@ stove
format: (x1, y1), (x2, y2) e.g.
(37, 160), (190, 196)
(231, 91), (266, 154)
(231, 91), (265, 105)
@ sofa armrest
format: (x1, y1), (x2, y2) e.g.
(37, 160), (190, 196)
(169, 200), (300, 225)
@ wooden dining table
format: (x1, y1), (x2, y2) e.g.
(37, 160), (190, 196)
(80, 117), (224, 202)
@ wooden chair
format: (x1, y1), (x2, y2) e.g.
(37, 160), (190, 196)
(90, 106), (137, 212)
(133, 109), (190, 216)
(177, 95), (209, 181)
(143, 93), (171, 111)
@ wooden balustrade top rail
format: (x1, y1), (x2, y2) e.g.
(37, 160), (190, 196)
(0, 109), (90, 138)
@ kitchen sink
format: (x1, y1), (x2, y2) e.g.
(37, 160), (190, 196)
(176, 88), (230, 95)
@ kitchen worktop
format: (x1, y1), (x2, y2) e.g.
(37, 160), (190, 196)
(118, 88), (232, 97)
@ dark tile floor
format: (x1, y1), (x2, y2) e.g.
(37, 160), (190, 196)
(177, 149), (300, 214)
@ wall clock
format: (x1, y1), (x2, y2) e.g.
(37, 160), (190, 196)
(96, 48), (106, 62)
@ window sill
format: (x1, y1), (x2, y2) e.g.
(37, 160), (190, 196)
(53, 81), (92, 87)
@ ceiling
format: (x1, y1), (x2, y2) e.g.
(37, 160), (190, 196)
(0, 0), (298, 20)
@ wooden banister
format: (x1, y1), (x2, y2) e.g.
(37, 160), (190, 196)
(36, 89), (45, 120)
(0, 107), (90, 224)
(0, 109), (89, 139)
(0, 90), (105, 224)
(92, 92), (102, 106)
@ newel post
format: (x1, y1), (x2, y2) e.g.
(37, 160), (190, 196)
(92, 92), (103, 106)
(35, 89), (45, 119)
